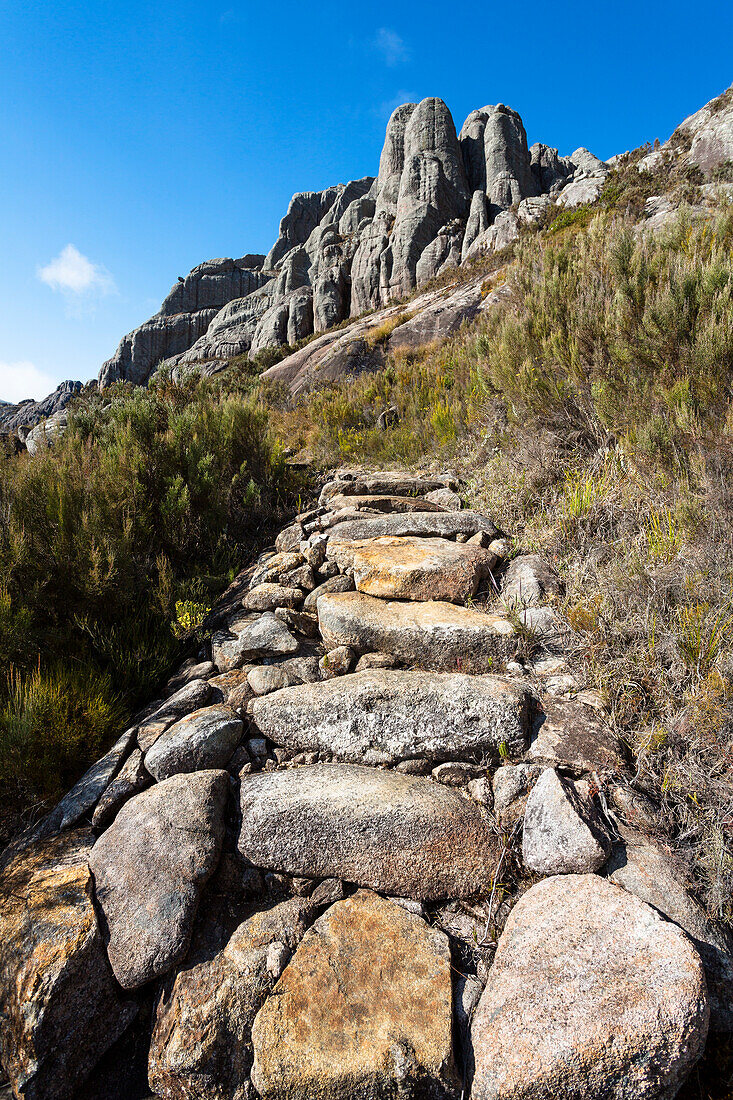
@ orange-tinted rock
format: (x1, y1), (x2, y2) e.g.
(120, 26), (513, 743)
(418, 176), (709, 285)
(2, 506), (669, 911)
(251, 890), (457, 1099)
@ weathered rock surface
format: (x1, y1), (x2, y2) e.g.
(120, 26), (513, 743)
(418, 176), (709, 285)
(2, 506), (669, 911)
(320, 470), (455, 505)
(212, 613), (299, 671)
(522, 767), (612, 874)
(325, 508), (500, 545)
(318, 591), (516, 671)
(471, 874), (709, 1100)
(501, 553), (562, 607)
(0, 831), (137, 1100)
(89, 770), (228, 988)
(250, 669), (529, 764)
(238, 763), (501, 899)
(674, 85), (733, 175)
(607, 825), (733, 1032)
(92, 747), (151, 828)
(251, 890), (457, 1100)
(527, 697), (624, 773)
(148, 896), (315, 1099)
(144, 704), (243, 780)
(99, 257), (269, 386)
(243, 583), (304, 611)
(346, 535), (493, 602)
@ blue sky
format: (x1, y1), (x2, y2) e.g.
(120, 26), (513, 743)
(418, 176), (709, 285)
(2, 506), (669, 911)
(1, 0), (732, 402)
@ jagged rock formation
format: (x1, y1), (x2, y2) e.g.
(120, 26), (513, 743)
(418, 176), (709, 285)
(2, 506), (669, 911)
(98, 96), (611, 388)
(98, 257), (269, 387)
(0, 465), (724, 1098)
(0, 379), (83, 441)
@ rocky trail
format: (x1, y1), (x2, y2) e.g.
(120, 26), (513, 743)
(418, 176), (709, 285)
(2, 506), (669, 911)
(0, 467), (728, 1099)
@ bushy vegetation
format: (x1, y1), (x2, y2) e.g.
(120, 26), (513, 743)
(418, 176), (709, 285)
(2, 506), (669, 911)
(0, 369), (293, 820)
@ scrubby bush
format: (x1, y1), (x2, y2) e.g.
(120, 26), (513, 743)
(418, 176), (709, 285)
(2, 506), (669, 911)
(0, 369), (293, 816)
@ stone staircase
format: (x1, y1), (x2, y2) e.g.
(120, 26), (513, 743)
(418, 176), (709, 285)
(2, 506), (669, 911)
(0, 468), (725, 1100)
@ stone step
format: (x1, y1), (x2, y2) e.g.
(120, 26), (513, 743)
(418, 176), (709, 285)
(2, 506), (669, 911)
(317, 591), (516, 672)
(250, 890), (457, 1100)
(250, 669), (529, 765)
(319, 473), (455, 506)
(330, 534), (493, 602)
(325, 508), (500, 544)
(324, 493), (447, 514)
(237, 763), (502, 900)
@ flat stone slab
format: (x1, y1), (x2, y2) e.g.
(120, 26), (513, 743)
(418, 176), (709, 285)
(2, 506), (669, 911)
(318, 591), (516, 672)
(0, 831), (137, 1100)
(238, 763), (502, 900)
(527, 698), (624, 774)
(250, 669), (529, 765)
(332, 535), (493, 602)
(325, 493), (446, 514)
(320, 474), (452, 505)
(251, 890), (457, 1100)
(325, 509), (500, 544)
(471, 874), (709, 1100)
(89, 771), (228, 989)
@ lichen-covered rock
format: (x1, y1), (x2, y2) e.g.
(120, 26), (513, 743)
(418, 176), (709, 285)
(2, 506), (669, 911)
(212, 613), (299, 671)
(0, 830), (137, 1100)
(527, 697), (624, 773)
(250, 669), (529, 765)
(325, 508), (499, 545)
(471, 874), (709, 1100)
(607, 825), (733, 1032)
(501, 554), (562, 608)
(347, 535), (493, 603)
(243, 583), (304, 611)
(238, 763), (501, 899)
(251, 890), (458, 1099)
(89, 770), (228, 989)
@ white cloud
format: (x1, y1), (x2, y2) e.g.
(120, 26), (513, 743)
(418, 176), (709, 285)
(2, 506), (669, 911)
(374, 28), (409, 67)
(0, 361), (61, 404)
(38, 244), (116, 298)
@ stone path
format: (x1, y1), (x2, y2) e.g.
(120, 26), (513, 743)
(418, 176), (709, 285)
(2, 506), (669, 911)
(0, 465), (720, 1099)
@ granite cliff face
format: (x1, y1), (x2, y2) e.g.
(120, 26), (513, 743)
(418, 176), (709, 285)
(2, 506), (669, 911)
(97, 96), (612, 388)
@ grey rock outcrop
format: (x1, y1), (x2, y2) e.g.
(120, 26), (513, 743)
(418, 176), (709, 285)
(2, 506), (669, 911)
(0, 379), (83, 437)
(99, 257), (270, 386)
(91, 93), (613, 392)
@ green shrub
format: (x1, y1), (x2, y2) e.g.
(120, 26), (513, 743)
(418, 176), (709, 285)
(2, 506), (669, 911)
(0, 664), (126, 800)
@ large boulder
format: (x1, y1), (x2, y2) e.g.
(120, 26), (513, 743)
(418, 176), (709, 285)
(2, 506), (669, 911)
(89, 770), (228, 989)
(346, 535), (493, 603)
(250, 669), (529, 765)
(607, 826), (733, 1032)
(238, 763), (501, 899)
(471, 874), (709, 1100)
(0, 830), (137, 1100)
(317, 591), (516, 672)
(459, 104), (538, 216)
(251, 890), (457, 1099)
(143, 704), (243, 780)
(148, 895), (315, 1099)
